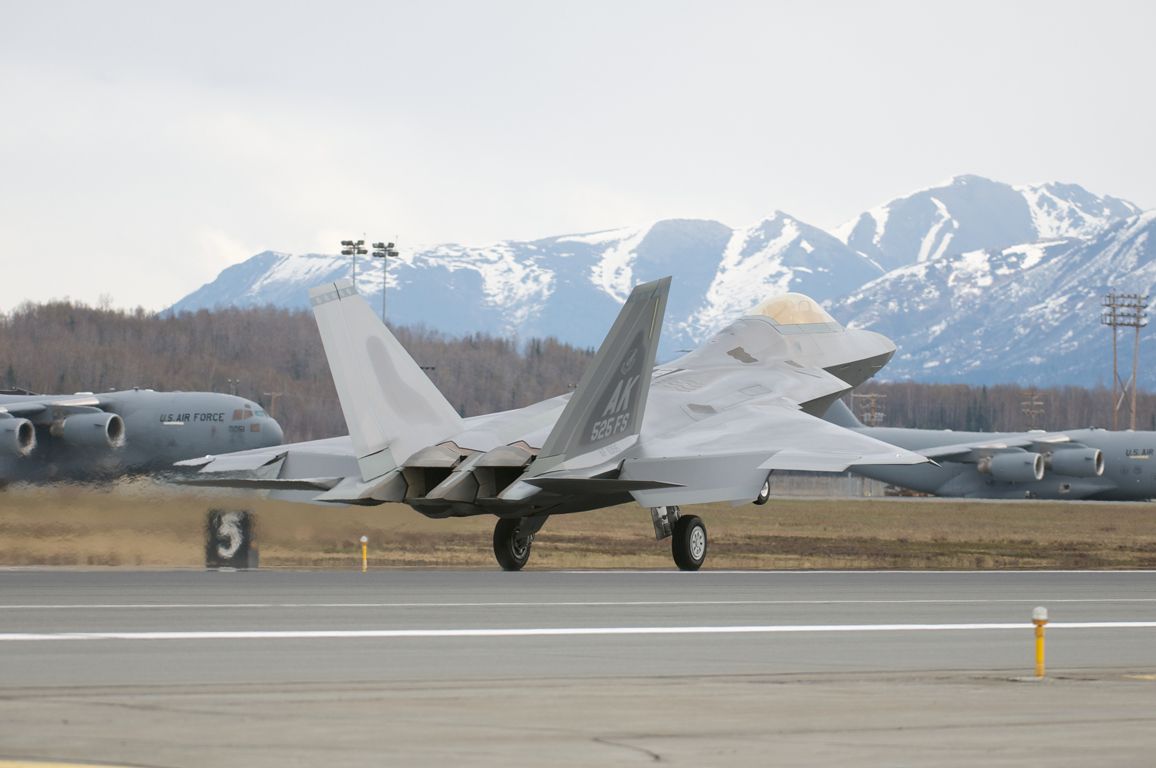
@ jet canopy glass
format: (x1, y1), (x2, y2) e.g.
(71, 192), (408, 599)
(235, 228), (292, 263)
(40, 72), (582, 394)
(748, 293), (838, 326)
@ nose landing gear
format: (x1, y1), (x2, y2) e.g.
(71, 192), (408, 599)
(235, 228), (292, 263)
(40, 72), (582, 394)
(754, 474), (771, 505)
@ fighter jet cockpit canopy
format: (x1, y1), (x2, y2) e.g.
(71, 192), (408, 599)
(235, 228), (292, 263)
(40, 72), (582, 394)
(747, 293), (841, 331)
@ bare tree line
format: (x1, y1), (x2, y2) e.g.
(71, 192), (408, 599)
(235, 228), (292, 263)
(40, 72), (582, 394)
(853, 381), (1156, 432)
(2, 301), (1151, 441)
(0, 302), (593, 441)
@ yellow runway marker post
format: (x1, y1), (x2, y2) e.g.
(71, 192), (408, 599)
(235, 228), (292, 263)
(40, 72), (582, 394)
(1033, 606), (1048, 678)
(360, 535), (368, 573)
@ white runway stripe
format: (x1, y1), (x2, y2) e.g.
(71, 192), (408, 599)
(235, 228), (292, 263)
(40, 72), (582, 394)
(2, 621), (1155, 642)
(557, 569), (1156, 575)
(4, 598), (1156, 610)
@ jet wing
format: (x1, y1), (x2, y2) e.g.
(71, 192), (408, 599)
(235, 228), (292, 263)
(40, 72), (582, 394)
(621, 401), (928, 506)
(0, 395), (104, 419)
(917, 433), (1074, 461)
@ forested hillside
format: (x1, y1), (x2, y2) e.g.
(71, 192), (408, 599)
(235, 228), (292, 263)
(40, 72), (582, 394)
(1, 301), (1152, 440)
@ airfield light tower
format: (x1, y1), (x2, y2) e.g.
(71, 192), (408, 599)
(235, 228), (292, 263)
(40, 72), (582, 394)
(1020, 389), (1045, 429)
(1101, 292), (1148, 430)
(372, 241), (399, 323)
(851, 392), (886, 426)
(341, 239), (367, 287)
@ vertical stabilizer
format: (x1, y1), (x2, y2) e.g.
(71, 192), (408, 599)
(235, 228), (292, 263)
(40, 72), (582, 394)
(528, 276), (670, 476)
(310, 279), (463, 481)
(821, 398), (866, 429)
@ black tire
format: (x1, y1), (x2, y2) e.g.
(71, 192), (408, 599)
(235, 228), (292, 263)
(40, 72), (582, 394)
(493, 517), (532, 571)
(754, 476), (771, 505)
(671, 515), (707, 571)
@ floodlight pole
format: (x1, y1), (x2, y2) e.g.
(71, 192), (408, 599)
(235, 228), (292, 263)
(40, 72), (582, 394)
(1101, 292), (1148, 430)
(341, 239), (367, 288)
(1020, 389), (1045, 430)
(372, 241), (399, 324)
(851, 392), (886, 427)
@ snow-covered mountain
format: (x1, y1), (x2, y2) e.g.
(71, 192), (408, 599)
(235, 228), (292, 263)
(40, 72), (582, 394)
(835, 175), (1140, 272)
(832, 211), (1156, 386)
(679, 213), (882, 341)
(171, 214), (882, 354)
(169, 175), (1150, 386)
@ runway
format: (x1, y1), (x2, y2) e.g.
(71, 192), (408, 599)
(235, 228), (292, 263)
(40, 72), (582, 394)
(2, 569), (1155, 766)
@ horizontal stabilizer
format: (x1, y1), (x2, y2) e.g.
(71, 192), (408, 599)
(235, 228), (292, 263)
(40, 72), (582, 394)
(174, 455), (214, 469)
(522, 476), (683, 495)
(175, 451), (286, 472)
(174, 439), (362, 499)
(174, 476), (341, 491)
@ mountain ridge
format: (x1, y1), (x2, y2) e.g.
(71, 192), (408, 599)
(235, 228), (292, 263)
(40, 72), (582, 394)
(169, 175), (1154, 386)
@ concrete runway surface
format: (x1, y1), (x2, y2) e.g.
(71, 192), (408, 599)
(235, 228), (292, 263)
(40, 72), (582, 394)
(1, 569), (1155, 766)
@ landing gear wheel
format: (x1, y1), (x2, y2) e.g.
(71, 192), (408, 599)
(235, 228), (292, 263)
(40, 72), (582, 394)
(493, 517), (533, 571)
(754, 476), (771, 505)
(671, 515), (707, 571)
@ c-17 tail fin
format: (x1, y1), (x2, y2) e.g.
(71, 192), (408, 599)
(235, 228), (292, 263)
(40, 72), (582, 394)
(821, 398), (866, 429)
(310, 278), (463, 482)
(527, 276), (670, 477)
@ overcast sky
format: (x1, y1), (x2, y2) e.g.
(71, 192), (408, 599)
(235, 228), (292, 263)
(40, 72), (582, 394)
(1, 0), (1153, 311)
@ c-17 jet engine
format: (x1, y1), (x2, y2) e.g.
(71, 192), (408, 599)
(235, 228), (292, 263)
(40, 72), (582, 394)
(51, 412), (126, 450)
(978, 452), (1045, 482)
(1047, 448), (1104, 477)
(0, 417), (36, 457)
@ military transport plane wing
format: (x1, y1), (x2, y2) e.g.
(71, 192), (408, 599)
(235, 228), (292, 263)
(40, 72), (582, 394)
(821, 399), (1156, 500)
(180, 277), (927, 570)
(0, 388), (283, 483)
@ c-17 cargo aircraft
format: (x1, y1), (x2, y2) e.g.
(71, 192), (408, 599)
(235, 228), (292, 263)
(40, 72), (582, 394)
(0, 388), (283, 483)
(180, 277), (927, 570)
(824, 398), (1156, 500)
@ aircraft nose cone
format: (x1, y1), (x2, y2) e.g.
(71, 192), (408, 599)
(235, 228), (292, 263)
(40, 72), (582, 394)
(265, 418), (284, 446)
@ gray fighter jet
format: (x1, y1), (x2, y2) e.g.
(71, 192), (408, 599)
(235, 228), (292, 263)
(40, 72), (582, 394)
(0, 388), (283, 483)
(180, 277), (926, 570)
(823, 399), (1156, 500)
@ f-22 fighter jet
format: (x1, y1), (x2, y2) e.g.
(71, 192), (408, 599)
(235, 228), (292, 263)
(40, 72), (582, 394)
(181, 276), (926, 570)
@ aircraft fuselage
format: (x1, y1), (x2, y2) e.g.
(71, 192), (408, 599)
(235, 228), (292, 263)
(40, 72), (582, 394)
(851, 426), (1156, 500)
(0, 389), (283, 482)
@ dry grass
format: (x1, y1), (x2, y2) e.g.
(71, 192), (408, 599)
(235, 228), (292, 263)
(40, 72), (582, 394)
(2, 481), (1155, 569)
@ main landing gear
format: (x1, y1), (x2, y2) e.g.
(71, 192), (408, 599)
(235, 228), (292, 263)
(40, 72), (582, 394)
(651, 505), (708, 571)
(493, 508), (711, 572)
(493, 517), (533, 571)
(493, 516), (550, 571)
(671, 514), (707, 571)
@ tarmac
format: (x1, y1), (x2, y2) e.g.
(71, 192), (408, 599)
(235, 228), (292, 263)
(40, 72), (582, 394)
(1, 569), (1155, 766)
